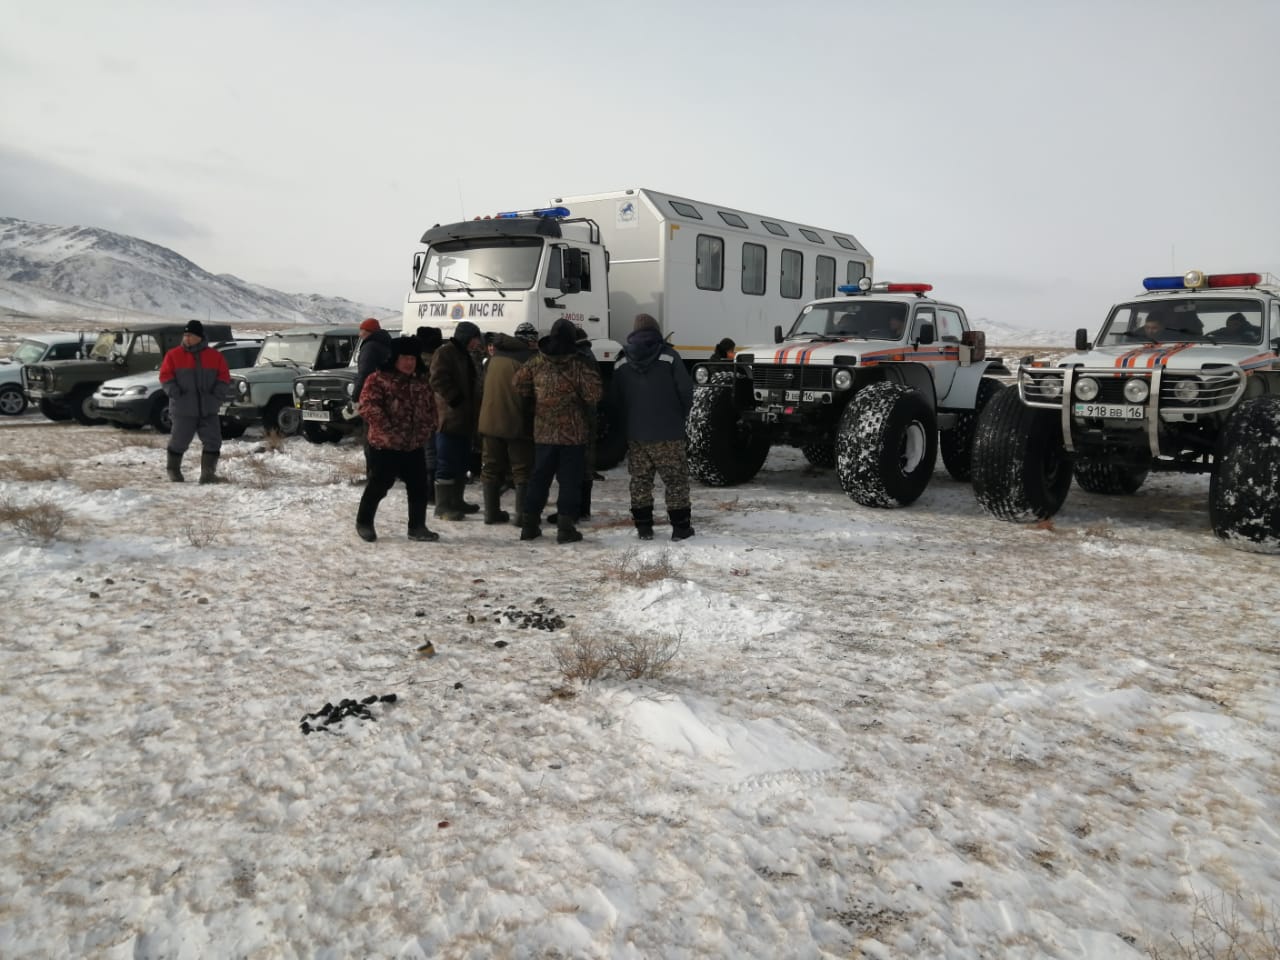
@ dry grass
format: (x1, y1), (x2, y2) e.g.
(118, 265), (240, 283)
(0, 497), (67, 540)
(597, 548), (683, 586)
(1148, 892), (1280, 959)
(260, 431), (287, 453)
(0, 459), (69, 482)
(552, 627), (682, 683)
(182, 516), (224, 548)
(239, 457), (285, 489)
(326, 461), (367, 486)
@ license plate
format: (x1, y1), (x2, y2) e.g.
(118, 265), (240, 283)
(301, 409), (330, 422)
(784, 389), (800, 402)
(1074, 402), (1144, 420)
(96, 397), (116, 408)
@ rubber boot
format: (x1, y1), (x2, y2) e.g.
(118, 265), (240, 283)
(631, 505), (655, 541)
(483, 482), (509, 525)
(460, 472), (480, 514)
(166, 449), (184, 483)
(435, 479), (466, 521)
(198, 451), (222, 484)
(579, 479), (593, 520)
(511, 483), (528, 527)
(425, 468), (435, 505)
(669, 506), (695, 542)
(556, 515), (583, 544)
(356, 498), (378, 542)
(519, 511), (542, 541)
(407, 494), (439, 542)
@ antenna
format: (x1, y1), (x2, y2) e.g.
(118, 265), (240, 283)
(457, 181), (465, 220)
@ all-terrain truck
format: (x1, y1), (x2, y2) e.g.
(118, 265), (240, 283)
(970, 269), (1280, 551)
(687, 280), (1008, 506)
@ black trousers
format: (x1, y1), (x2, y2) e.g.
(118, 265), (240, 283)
(525, 443), (586, 521)
(358, 447), (430, 527)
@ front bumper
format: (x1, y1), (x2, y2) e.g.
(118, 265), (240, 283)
(93, 396), (151, 425)
(220, 401), (263, 425)
(298, 398), (362, 433)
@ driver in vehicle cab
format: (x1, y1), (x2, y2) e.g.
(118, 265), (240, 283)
(1210, 312), (1257, 343)
(888, 314), (907, 339)
(1142, 313), (1167, 340)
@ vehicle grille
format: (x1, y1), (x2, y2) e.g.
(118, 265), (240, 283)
(97, 384), (129, 399)
(1160, 372), (1242, 409)
(750, 365), (833, 390)
(299, 376), (350, 400)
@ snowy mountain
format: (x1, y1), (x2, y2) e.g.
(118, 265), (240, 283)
(972, 316), (1071, 348)
(0, 217), (397, 325)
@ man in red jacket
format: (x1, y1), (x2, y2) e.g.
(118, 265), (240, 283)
(158, 320), (231, 483)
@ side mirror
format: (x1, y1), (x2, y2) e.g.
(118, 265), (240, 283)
(917, 322), (936, 345)
(412, 252), (425, 284)
(774, 324), (783, 344)
(1075, 328), (1090, 350)
(559, 248), (583, 294)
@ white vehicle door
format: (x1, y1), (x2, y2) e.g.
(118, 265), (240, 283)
(912, 306), (957, 398)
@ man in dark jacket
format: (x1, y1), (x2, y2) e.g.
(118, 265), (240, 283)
(415, 326), (443, 502)
(513, 317), (603, 543)
(429, 320), (482, 520)
(353, 318), (394, 479)
(477, 322), (537, 525)
(356, 336), (439, 543)
(610, 313), (695, 540)
(158, 319), (231, 483)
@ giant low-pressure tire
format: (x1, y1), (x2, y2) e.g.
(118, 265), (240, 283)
(801, 441), (836, 468)
(686, 383), (771, 486)
(0, 383), (27, 416)
(971, 386), (1072, 521)
(1073, 453), (1149, 495)
(70, 385), (106, 426)
(1209, 396), (1280, 552)
(39, 398), (73, 422)
(940, 377), (1004, 482)
(149, 394), (173, 434)
(835, 381), (938, 507)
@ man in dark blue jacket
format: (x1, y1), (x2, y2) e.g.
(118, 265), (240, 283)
(609, 314), (695, 540)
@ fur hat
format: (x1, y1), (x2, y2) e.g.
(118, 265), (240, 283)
(392, 335), (421, 357)
(415, 326), (443, 352)
(514, 321), (539, 343)
(453, 321), (481, 345)
(359, 317), (381, 333)
(183, 319), (205, 338)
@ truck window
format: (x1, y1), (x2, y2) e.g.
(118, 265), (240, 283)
(670, 200), (703, 220)
(50, 343), (81, 360)
(834, 236), (858, 251)
(846, 261), (866, 286)
(781, 249), (803, 299)
(761, 220), (789, 237)
(131, 334), (162, 360)
(936, 308), (965, 342)
(718, 211), (748, 229)
(696, 235), (724, 291)
(742, 243), (767, 296)
(545, 248), (592, 291)
(815, 256), (836, 299)
(913, 308), (936, 339)
(799, 228), (825, 244)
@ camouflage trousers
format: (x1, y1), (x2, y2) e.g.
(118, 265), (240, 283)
(627, 439), (690, 511)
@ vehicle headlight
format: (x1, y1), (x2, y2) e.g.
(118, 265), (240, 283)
(294, 381), (306, 398)
(833, 368), (853, 390)
(1123, 378), (1150, 403)
(1172, 379), (1199, 403)
(1039, 375), (1063, 399)
(1074, 377), (1099, 401)
(123, 385), (148, 396)
(345, 381), (355, 397)
(694, 366), (710, 385)
(236, 379), (249, 396)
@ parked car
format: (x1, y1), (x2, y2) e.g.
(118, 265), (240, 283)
(24, 321), (234, 424)
(93, 340), (263, 433)
(0, 334), (85, 416)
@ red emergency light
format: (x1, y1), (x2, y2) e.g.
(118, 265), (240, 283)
(871, 282), (933, 294)
(1206, 272), (1262, 288)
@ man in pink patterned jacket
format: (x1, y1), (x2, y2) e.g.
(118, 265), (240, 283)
(355, 336), (440, 543)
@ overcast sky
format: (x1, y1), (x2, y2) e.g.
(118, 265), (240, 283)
(3, 0), (1278, 332)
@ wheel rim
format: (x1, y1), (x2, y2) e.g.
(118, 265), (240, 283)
(900, 420), (927, 473)
(276, 406), (301, 435)
(81, 393), (98, 420)
(0, 387), (23, 415)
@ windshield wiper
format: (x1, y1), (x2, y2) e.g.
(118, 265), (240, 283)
(445, 275), (474, 297)
(473, 272), (506, 297)
(419, 276), (447, 298)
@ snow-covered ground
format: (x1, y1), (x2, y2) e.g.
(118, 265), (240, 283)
(0, 410), (1277, 959)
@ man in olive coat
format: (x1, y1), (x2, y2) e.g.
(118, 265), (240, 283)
(477, 322), (538, 524)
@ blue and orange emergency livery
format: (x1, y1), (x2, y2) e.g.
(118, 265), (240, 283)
(686, 280), (1009, 508)
(973, 269), (1280, 552)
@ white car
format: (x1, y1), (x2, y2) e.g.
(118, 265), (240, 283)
(0, 334), (84, 416)
(93, 340), (263, 433)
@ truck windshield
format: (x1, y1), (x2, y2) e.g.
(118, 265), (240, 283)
(257, 335), (321, 365)
(1097, 298), (1264, 346)
(12, 341), (52, 364)
(787, 302), (908, 340)
(416, 237), (543, 293)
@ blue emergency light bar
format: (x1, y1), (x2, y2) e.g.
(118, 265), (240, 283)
(1143, 270), (1262, 291)
(495, 206), (572, 220)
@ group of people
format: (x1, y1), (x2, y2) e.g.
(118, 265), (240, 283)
(352, 313), (698, 546)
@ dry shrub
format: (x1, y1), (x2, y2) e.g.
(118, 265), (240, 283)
(598, 548), (683, 586)
(0, 497), (67, 541)
(715, 496), (742, 511)
(553, 627), (682, 683)
(240, 457), (285, 489)
(327, 461), (367, 486)
(261, 430), (287, 453)
(0, 459), (69, 482)
(182, 516), (224, 548)
(1148, 892), (1280, 960)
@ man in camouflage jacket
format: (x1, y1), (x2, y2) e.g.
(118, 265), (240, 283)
(512, 317), (602, 543)
(356, 336), (440, 543)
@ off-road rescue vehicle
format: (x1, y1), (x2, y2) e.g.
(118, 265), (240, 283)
(292, 323), (401, 444)
(404, 190), (873, 467)
(970, 270), (1280, 551)
(24, 322), (233, 425)
(220, 325), (359, 437)
(687, 280), (1007, 506)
